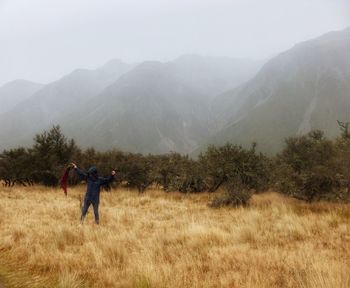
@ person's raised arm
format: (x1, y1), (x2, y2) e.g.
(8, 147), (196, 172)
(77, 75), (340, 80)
(71, 163), (87, 181)
(99, 170), (116, 186)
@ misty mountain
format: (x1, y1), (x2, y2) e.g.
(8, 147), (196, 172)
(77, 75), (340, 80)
(56, 56), (262, 153)
(2, 25), (350, 156)
(164, 55), (262, 99)
(204, 27), (350, 154)
(0, 55), (261, 153)
(0, 60), (132, 149)
(59, 62), (209, 153)
(0, 80), (43, 115)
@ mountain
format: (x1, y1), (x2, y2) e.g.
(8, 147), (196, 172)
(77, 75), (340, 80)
(57, 56), (263, 154)
(2, 26), (350, 155)
(0, 60), (132, 149)
(0, 80), (43, 115)
(59, 61), (211, 153)
(0, 55), (262, 153)
(205, 27), (350, 154)
(164, 55), (262, 99)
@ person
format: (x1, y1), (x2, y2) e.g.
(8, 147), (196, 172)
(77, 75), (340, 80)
(71, 163), (116, 224)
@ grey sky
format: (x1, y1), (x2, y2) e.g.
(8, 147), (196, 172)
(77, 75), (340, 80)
(0, 0), (349, 85)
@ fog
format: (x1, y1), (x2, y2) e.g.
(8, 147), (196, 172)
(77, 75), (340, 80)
(0, 0), (349, 85)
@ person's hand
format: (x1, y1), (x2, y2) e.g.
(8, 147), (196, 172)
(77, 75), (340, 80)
(111, 170), (116, 176)
(71, 163), (77, 169)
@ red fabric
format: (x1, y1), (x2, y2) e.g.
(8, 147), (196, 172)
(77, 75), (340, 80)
(60, 167), (71, 196)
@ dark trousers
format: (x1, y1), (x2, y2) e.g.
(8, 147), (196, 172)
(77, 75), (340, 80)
(81, 199), (99, 224)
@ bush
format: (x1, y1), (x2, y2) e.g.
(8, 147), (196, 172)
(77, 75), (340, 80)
(199, 143), (270, 193)
(118, 153), (153, 193)
(209, 181), (253, 208)
(273, 130), (341, 201)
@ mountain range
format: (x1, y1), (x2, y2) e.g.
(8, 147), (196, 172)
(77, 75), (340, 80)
(0, 27), (349, 155)
(0, 55), (261, 153)
(206, 26), (350, 154)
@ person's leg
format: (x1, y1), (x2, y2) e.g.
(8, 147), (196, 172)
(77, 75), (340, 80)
(92, 202), (99, 224)
(81, 199), (91, 223)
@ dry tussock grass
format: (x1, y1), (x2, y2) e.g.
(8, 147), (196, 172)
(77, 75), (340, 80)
(0, 186), (349, 288)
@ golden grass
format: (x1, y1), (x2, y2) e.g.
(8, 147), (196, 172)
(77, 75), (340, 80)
(0, 186), (349, 288)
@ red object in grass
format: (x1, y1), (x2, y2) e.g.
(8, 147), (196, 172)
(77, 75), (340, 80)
(60, 167), (71, 196)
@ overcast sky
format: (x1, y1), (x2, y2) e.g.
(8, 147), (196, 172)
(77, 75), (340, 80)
(0, 0), (349, 85)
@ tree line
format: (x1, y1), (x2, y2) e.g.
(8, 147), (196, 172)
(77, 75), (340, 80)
(1, 124), (349, 205)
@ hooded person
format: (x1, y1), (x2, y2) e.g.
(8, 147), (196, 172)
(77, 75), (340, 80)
(72, 163), (116, 224)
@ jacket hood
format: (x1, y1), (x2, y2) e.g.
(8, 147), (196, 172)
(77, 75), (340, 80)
(88, 166), (98, 177)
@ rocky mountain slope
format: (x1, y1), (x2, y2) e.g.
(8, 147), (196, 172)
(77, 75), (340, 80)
(204, 27), (350, 154)
(0, 56), (261, 153)
(0, 60), (132, 149)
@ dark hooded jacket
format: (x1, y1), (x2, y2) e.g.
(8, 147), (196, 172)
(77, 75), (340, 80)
(75, 166), (114, 204)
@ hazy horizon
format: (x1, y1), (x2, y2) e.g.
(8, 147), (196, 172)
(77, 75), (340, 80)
(1, 0), (349, 86)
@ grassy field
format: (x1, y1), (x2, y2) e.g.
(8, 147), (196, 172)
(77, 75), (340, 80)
(0, 186), (349, 288)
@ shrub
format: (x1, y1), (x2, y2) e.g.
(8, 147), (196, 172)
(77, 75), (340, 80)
(199, 143), (270, 193)
(209, 181), (253, 208)
(273, 130), (341, 201)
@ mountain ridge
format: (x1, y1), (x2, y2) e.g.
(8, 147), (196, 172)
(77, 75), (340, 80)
(2, 27), (349, 156)
(0, 80), (43, 115)
(0, 55), (262, 153)
(199, 27), (350, 154)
